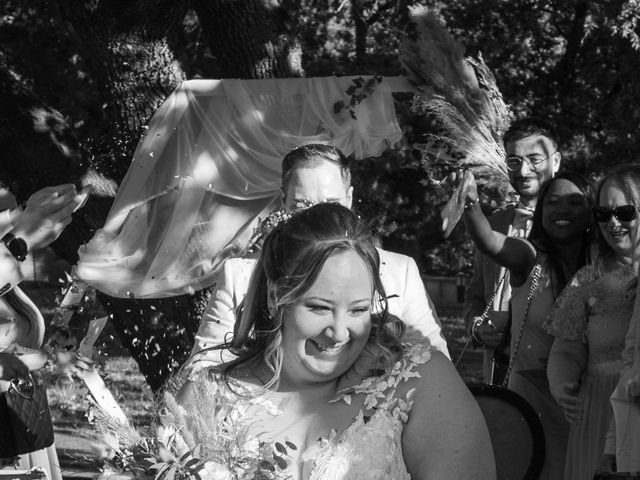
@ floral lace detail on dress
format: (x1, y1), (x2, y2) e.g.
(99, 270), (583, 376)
(545, 264), (636, 366)
(301, 342), (432, 480)
(545, 264), (597, 341)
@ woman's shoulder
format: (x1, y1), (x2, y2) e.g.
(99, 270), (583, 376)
(572, 264), (597, 285)
(337, 340), (433, 409)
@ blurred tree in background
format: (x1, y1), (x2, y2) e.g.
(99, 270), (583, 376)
(1, 0), (639, 388)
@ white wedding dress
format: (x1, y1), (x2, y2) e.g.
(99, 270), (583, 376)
(185, 342), (431, 480)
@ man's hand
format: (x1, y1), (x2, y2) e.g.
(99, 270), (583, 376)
(11, 184), (89, 250)
(550, 380), (583, 424)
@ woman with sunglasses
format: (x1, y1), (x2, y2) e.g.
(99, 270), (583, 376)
(458, 169), (593, 480)
(545, 163), (640, 479)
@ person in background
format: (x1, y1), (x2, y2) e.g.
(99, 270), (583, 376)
(459, 170), (593, 480)
(611, 276), (640, 475)
(179, 203), (495, 480)
(188, 144), (448, 370)
(0, 181), (87, 480)
(545, 164), (640, 479)
(464, 119), (561, 385)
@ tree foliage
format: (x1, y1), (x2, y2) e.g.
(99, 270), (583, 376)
(2, 0), (639, 386)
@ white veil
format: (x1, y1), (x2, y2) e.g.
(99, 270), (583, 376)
(76, 77), (410, 298)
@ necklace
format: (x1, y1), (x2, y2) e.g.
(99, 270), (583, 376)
(502, 262), (542, 387)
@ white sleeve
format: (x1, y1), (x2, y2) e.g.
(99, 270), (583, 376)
(187, 260), (242, 371)
(402, 257), (450, 359)
(0, 243), (23, 297)
(0, 209), (13, 239)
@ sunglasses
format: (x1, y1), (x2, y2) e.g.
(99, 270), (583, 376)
(593, 205), (639, 223)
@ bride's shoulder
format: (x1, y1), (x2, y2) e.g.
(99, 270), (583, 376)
(337, 340), (434, 407)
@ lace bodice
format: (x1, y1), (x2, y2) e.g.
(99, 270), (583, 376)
(545, 264), (636, 370)
(188, 342), (431, 480)
(302, 343), (430, 480)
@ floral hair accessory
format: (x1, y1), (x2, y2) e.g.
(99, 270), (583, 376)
(246, 199), (316, 254)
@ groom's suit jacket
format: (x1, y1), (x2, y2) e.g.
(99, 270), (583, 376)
(188, 248), (449, 369)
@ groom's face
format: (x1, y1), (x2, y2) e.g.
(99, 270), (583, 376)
(282, 161), (353, 211)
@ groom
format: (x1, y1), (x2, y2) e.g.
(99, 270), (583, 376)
(188, 144), (448, 369)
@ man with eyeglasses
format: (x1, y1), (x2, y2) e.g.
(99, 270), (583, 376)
(464, 119), (561, 385)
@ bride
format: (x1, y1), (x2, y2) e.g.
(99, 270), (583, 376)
(178, 203), (495, 479)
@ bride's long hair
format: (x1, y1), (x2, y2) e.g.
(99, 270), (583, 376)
(219, 203), (405, 391)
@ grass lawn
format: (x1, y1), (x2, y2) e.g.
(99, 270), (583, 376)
(19, 281), (484, 477)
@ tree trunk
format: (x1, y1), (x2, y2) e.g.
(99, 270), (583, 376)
(353, 0), (368, 65)
(193, 0), (303, 78)
(553, 0), (589, 96)
(3, 0), (304, 392)
(98, 0), (306, 392)
(53, 0), (205, 392)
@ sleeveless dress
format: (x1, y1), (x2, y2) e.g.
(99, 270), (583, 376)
(545, 264), (636, 480)
(509, 254), (569, 480)
(185, 342), (432, 480)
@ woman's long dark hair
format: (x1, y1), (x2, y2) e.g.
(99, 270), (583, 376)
(528, 172), (594, 297)
(217, 203), (405, 392)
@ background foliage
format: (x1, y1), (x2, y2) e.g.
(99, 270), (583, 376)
(2, 0), (639, 385)
(2, 0), (640, 275)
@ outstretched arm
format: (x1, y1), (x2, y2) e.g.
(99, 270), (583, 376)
(11, 184), (88, 251)
(402, 352), (496, 479)
(458, 170), (536, 286)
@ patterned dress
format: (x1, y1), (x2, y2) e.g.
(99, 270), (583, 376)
(186, 342), (432, 480)
(545, 264), (636, 480)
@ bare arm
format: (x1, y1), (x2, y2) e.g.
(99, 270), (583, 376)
(11, 184), (88, 251)
(547, 338), (588, 423)
(463, 249), (487, 333)
(402, 352), (496, 479)
(459, 170), (536, 286)
(0, 243), (23, 294)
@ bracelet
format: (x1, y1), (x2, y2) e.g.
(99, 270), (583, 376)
(464, 197), (480, 210)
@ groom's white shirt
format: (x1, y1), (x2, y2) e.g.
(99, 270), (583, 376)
(188, 248), (449, 370)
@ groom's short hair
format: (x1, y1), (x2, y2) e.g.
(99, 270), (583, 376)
(281, 144), (351, 190)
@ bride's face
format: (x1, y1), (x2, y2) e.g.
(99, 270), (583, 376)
(279, 250), (373, 386)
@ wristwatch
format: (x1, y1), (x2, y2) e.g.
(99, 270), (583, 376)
(1, 232), (28, 262)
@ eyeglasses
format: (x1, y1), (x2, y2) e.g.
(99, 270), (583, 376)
(506, 151), (557, 172)
(593, 205), (639, 223)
